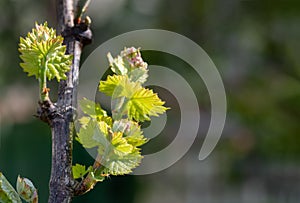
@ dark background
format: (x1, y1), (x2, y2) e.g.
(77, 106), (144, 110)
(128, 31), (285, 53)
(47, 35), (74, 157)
(1, 0), (300, 202)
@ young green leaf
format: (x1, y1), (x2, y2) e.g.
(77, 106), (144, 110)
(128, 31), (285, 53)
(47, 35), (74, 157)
(111, 132), (134, 155)
(77, 119), (146, 175)
(94, 129), (145, 175)
(102, 149), (143, 175)
(19, 22), (73, 101)
(108, 47), (148, 83)
(127, 86), (169, 121)
(100, 74), (169, 121)
(79, 98), (112, 125)
(90, 172), (105, 182)
(76, 119), (109, 149)
(113, 119), (147, 147)
(19, 22), (72, 82)
(90, 167), (111, 182)
(107, 53), (128, 75)
(99, 75), (130, 97)
(79, 98), (107, 118)
(72, 164), (92, 179)
(72, 164), (87, 179)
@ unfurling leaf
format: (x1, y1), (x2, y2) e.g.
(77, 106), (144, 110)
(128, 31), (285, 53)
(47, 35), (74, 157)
(19, 22), (72, 82)
(90, 172), (105, 182)
(113, 119), (148, 147)
(107, 47), (148, 83)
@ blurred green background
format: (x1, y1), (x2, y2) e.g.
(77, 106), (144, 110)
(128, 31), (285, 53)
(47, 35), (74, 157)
(1, 0), (300, 202)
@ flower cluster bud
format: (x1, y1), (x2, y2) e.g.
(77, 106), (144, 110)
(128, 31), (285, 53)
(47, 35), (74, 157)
(121, 47), (148, 69)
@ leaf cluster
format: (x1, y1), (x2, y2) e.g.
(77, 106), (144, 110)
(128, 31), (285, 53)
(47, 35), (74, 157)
(73, 47), (169, 181)
(19, 22), (72, 82)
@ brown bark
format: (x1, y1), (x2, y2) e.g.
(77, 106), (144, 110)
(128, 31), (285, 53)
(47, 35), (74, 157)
(47, 1), (75, 202)
(42, 0), (92, 202)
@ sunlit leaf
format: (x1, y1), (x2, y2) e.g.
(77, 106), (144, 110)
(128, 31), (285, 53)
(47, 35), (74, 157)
(108, 47), (148, 83)
(103, 150), (143, 175)
(127, 86), (169, 121)
(77, 119), (109, 149)
(113, 119), (147, 147)
(78, 116), (91, 128)
(107, 53), (128, 75)
(72, 164), (92, 179)
(111, 132), (133, 155)
(79, 98), (107, 118)
(19, 22), (72, 82)
(99, 75), (132, 97)
(100, 75), (168, 121)
(128, 68), (148, 84)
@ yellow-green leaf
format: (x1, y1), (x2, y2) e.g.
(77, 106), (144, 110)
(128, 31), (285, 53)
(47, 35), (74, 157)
(72, 164), (91, 179)
(79, 98), (107, 118)
(107, 47), (148, 83)
(18, 22), (72, 82)
(127, 87), (169, 121)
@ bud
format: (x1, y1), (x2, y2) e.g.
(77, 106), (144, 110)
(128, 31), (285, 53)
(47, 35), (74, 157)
(16, 176), (38, 203)
(121, 47), (148, 69)
(0, 172), (22, 203)
(84, 16), (92, 26)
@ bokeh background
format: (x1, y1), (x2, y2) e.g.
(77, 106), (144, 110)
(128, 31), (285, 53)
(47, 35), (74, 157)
(1, 0), (300, 202)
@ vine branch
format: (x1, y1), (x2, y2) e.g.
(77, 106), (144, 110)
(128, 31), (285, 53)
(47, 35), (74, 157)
(43, 0), (92, 202)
